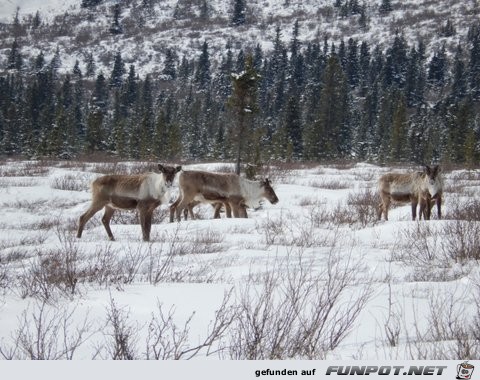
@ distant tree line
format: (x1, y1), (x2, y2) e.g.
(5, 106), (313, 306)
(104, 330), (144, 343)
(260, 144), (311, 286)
(1, 16), (480, 166)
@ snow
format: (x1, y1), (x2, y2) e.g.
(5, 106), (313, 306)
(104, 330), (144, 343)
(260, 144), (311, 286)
(0, 0), (77, 22)
(0, 159), (479, 360)
(1, 0), (477, 77)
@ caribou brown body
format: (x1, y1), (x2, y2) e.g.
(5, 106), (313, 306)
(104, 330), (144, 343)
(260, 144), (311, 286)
(77, 164), (181, 241)
(170, 170), (278, 222)
(378, 165), (443, 221)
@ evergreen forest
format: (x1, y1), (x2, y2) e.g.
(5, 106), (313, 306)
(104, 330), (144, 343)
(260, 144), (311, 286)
(1, 2), (480, 167)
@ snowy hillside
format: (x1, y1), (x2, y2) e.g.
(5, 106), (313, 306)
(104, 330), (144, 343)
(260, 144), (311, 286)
(1, 0), (479, 76)
(0, 159), (480, 359)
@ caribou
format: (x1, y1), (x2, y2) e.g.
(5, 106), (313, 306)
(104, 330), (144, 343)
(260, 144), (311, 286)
(77, 164), (182, 241)
(170, 170), (279, 222)
(418, 165), (443, 220)
(378, 165), (443, 221)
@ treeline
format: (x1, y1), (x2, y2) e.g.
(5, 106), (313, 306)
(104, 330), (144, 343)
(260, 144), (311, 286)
(1, 20), (480, 165)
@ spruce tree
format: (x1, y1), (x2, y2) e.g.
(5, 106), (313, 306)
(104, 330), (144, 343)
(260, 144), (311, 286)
(34, 51), (45, 73)
(93, 72), (108, 112)
(427, 44), (447, 87)
(109, 4), (123, 34)
(468, 24), (480, 99)
(284, 95), (303, 159)
(138, 75), (154, 158)
(122, 65), (138, 116)
(359, 4), (368, 29)
(379, 0), (392, 14)
(111, 90), (126, 156)
(7, 39), (23, 71)
(231, 0), (246, 26)
(389, 92), (408, 162)
(85, 109), (104, 153)
(194, 41), (211, 91)
(110, 52), (125, 88)
(85, 52), (96, 78)
(346, 38), (359, 87)
(451, 44), (467, 100)
(32, 11), (41, 29)
(304, 55), (349, 160)
(162, 48), (177, 80)
(153, 110), (168, 159)
(228, 54), (259, 174)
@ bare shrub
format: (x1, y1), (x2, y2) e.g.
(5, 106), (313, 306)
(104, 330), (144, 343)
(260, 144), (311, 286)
(329, 203), (357, 226)
(308, 201), (333, 228)
(406, 289), (480, 359)
(441, 220), (480, 262)
(0, 261), (9, 292)
(347, 188), (378, 227)
(259, 213), (287, 246)
(395, 223), (439, 266)
(0, 161), (49, 177)
(188, 229), (225, 254)
(259, 212), (325, 248)
(395, 220), (480, 281)
(383, 268), (402, 348)
(445, 198), (480, 222)
(309, 179), (350, 189)
(119, 243), (151, 284)
(394, 223), (456, 282)
(297, 196), (322, 206)
(0, 177), (40, 187)
(50, 173), (90, 191)
(99, 297), (138, 360)
(84, 243), (124, 288)
(147, 243), (175, 285)
(257, 162), (311, 184)
(18, 232), (83, 301)
(37, 216), (63, 230)
(0, 301), (93, 359)
(146, 225), (224, 284)
(145, 290), (235, 359)
(228, 248), (372, 359)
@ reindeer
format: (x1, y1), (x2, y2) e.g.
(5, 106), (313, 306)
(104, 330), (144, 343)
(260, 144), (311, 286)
(418, 165), (443, 220)
(77, 164), (182, 241)
(170, 170), (278, 222)
(378, 165), (443, 221)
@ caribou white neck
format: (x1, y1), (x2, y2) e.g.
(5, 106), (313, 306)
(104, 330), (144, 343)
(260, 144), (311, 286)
(139, 173), (168, 201)
(239, 178), (264, 208)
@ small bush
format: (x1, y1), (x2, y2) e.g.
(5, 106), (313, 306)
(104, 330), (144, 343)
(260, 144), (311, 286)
(50, 174), (90, 191)
(0, 301), (93, 360)
(442, 220), (480, 262)
(347, 188), (378, 227)
(229, 248), (372, 359)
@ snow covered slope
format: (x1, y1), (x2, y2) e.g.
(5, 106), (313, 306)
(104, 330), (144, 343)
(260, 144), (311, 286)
(0, 0), (478, 76)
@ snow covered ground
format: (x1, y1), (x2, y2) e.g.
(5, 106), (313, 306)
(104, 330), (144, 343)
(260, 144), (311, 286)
(0, 159), (479, 359)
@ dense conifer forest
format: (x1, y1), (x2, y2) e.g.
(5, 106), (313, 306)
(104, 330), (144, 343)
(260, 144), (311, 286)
(1, 0), (480, 166)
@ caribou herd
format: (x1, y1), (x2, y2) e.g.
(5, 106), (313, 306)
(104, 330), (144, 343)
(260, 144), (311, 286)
(77, 163), (443, 241)
(77, 164), (279, 241)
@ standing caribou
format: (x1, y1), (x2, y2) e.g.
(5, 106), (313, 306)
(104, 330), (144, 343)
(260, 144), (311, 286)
(378, 165), (443, 221)
(77, 164), (182, 241)
(418, 165), (443, 220)
(170, 170), (279, 222)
